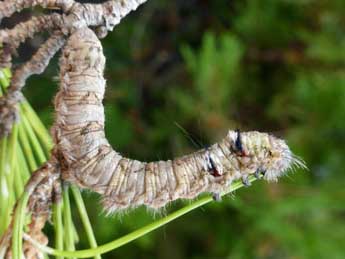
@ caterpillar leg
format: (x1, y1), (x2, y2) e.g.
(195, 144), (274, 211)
(212, 193), (222, 202)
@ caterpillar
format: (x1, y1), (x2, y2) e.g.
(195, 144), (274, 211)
(53, 27), (305, 214)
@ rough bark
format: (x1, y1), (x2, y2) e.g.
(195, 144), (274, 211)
(0, 13), (63, 56)
(0, 0), (148, 31)
(0, 32), (65, 136)
(0, 0), (74, 20)
(8, 31), (65, 95)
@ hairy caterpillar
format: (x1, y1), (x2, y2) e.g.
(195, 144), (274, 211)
(53, 28), (305, 214)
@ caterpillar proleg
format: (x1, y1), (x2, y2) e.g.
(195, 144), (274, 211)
(54, 28), (305, 214)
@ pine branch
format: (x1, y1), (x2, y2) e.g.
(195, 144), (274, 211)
(0, 32), (65, 136)
(0, 13), (63, 56)
(0, 0), (74, 20)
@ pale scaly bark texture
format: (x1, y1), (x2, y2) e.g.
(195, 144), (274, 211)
(0, 13), (63, 55)
(54, 28), (304, 214)
(0, 0), (74, 20)
(0, 32), (66, 136)
(0, 0), (148, 31)
(7, 31), (65, 95)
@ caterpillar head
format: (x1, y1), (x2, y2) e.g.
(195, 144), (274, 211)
(227, 130), (306, 181)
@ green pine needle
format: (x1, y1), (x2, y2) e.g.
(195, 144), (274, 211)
(21, 177), (257, 258)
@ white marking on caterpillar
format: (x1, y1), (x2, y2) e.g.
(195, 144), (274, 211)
(54, 28), (306, 214)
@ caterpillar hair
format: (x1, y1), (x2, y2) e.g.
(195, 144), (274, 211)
(54, 28), (306, 214)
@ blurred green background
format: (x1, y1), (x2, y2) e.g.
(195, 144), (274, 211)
(17, 0), (345, 258)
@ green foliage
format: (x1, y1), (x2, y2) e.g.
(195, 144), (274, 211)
(176, 32), (243, 136)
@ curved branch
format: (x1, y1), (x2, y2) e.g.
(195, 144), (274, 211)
(49, 0), (148, 34)
(0, 0), (75, 21)
(0, 0), (149, 50)
(0, 31), (65, 137)
(8, 31), (65, 94)
(98, 0), (148, 32)
(0, 0), (148, 32)
(54, 28), (305, 214)
(0, 13), (63, 53)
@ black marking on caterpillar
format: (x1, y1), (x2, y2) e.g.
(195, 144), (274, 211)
(235, 129), (243, 153)
(53, 28), (306, 214)
(205, 150), (221, 177)
(232, 129), (246, 157)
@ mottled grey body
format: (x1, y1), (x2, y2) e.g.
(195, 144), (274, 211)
(54, 28), (302, 213)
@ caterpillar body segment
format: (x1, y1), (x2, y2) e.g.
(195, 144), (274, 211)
(54, 28), (304, 213)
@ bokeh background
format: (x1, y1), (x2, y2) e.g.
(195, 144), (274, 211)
(12, 0), (345, 258)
